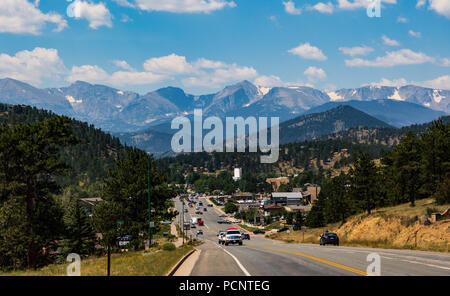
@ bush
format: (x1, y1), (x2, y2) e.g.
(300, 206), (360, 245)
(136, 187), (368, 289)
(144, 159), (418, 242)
(162, 243), (176, 251)
(426, 207), (440, 216)
(224, 202), (238, 214)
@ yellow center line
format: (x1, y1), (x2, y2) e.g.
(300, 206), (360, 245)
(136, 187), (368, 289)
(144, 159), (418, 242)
(245, 243), (367, 276)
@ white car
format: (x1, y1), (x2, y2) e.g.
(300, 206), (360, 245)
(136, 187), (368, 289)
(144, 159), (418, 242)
(224, 228), (243, 246)
(218, 232), (226, 244)
(232, 219), (241, 223)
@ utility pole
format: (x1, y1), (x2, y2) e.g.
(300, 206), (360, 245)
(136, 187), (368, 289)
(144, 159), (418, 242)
(148, 156), (152, 248)
(182, 198), (185, 245)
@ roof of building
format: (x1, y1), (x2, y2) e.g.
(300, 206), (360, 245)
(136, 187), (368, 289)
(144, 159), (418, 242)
(271, 192), (303, 199)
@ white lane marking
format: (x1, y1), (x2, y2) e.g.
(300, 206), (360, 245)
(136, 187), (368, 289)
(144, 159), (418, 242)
(218, 245), (251, 276)
(400, 259), (450, 270)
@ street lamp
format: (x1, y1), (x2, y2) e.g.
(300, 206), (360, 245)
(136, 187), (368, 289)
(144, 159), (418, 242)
(148, 155), (152, 248)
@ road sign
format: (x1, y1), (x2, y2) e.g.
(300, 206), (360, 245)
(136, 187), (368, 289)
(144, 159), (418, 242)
(117, 220), (124, 225)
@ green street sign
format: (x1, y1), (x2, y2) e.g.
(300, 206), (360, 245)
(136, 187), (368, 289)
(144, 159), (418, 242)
(117, 220), (124, 225)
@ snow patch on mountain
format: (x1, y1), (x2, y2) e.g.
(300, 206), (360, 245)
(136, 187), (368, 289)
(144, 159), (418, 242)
(328, 92), (344, 102)
(257, 85), (271, 97)
(433, 90), (444, 103)
(388, 89), (404, 101)
(66, 95), (83, 105)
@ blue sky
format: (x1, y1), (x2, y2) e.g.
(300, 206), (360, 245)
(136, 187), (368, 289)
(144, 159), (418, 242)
(0, 0), (449, 94)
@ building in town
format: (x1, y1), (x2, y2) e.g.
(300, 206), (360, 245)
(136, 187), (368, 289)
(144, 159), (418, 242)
(233, 168), (242, 181)
(271, 192), (303, 206)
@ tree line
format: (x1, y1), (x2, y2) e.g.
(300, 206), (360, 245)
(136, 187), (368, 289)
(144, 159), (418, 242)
(306, 120), (450, 228)
(0, 108), (175, 270)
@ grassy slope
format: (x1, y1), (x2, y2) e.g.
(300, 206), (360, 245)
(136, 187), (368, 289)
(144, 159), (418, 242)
(269, 199), (450, 252)
(1, 246), (192, 276)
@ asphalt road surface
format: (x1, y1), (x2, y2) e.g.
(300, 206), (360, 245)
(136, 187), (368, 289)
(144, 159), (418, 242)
(174, 197), (450, 276)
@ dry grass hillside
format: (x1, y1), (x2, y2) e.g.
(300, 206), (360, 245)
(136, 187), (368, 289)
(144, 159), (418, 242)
(269, 198), (450, 252)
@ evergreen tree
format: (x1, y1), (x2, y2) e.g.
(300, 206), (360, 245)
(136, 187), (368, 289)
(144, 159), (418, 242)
(102, 149), (176, 249)
(391, 132), (422, 206)
(349, 153), (379, 214)
(0, 117), (77, 269)
(59, 198), (96, 258)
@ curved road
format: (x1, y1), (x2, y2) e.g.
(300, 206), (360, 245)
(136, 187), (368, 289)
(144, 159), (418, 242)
(175, 197), (450, 276)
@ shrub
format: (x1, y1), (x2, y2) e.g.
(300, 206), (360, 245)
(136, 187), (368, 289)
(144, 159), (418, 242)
(162, 243), (176, 251)
(426, 207), (440, 216)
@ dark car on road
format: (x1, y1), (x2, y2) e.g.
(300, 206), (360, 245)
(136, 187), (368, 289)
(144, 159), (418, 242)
(241, 233), (250, 240)
(253, 229), (265, 235)
(320, 232), (339, 246)
(277, 227), (289, 233)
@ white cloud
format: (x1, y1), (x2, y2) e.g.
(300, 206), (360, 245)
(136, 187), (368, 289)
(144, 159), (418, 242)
(113, 60), (135, 71)
(283, 1), (301, 15)
(428, 0), (450, 18)
(310, 2), (334, 14)
(416, 0), (426, 8)
(143, 54), (194, 75)
(288, 43), (327, 61)
(183, 63), (258, 88)
(304, 66), (327, 81)
(421, 75), (450, 89)
(70, 1), (113, 29)
(254, 75), (283, 88)
(369, 77), (409, 87)
(409, 30), (422, 38)
(345, 49), (435, 67)
(68, 54), (258, 89)
(116, 0), (236, 13)
(0, 0), (67, 35)
(397, 16), (408, 23)
(67, 64), (168, 86)
(441, 58), (450, 67)
(339, 45), (374, 56)
(0, 48), (66, 85)
(370, 75), (450, 90)
(193, 58), (226, 69)
(382, 35), (400, 46)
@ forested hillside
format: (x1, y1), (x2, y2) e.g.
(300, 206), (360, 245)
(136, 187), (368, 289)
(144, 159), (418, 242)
(0, 104), (130, 187)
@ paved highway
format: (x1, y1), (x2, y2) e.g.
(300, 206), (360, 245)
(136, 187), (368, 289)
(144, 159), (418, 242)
(174, 197), (450, 276)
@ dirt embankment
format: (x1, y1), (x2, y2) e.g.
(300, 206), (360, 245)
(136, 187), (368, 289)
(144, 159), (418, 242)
(335, 216), (449, 252)
(270, 210), (450, 252)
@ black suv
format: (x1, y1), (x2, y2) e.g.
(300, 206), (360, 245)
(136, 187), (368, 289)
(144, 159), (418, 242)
(320, 232), (339, 246)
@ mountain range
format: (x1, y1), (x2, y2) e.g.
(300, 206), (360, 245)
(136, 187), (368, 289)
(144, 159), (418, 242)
(0, 78), (448, 134)
(0, 77), (448, 154)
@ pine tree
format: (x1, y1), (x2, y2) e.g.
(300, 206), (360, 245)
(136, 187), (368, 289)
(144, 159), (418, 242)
(349, 153), (379, 214)
(0, 117), (77, 269)
(60, 198), (96, 258)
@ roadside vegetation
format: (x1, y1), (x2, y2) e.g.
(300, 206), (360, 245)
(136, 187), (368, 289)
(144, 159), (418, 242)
(0, 245), (193, 276)
(269, 198), (450, 252)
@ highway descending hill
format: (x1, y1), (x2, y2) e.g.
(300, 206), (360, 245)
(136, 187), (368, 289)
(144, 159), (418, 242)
(174, 197), (450, 276)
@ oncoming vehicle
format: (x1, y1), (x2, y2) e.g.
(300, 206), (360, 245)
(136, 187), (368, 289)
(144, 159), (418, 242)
(320, 232), (339, 246)
(218, 231), (226, 244)
(224, 228), (242, 246)
(253, 229), (265, 235)
(241, 233), (250, 240)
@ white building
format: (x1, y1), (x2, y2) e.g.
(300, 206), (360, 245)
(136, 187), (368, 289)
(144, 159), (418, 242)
(233, 168), (242, 181)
